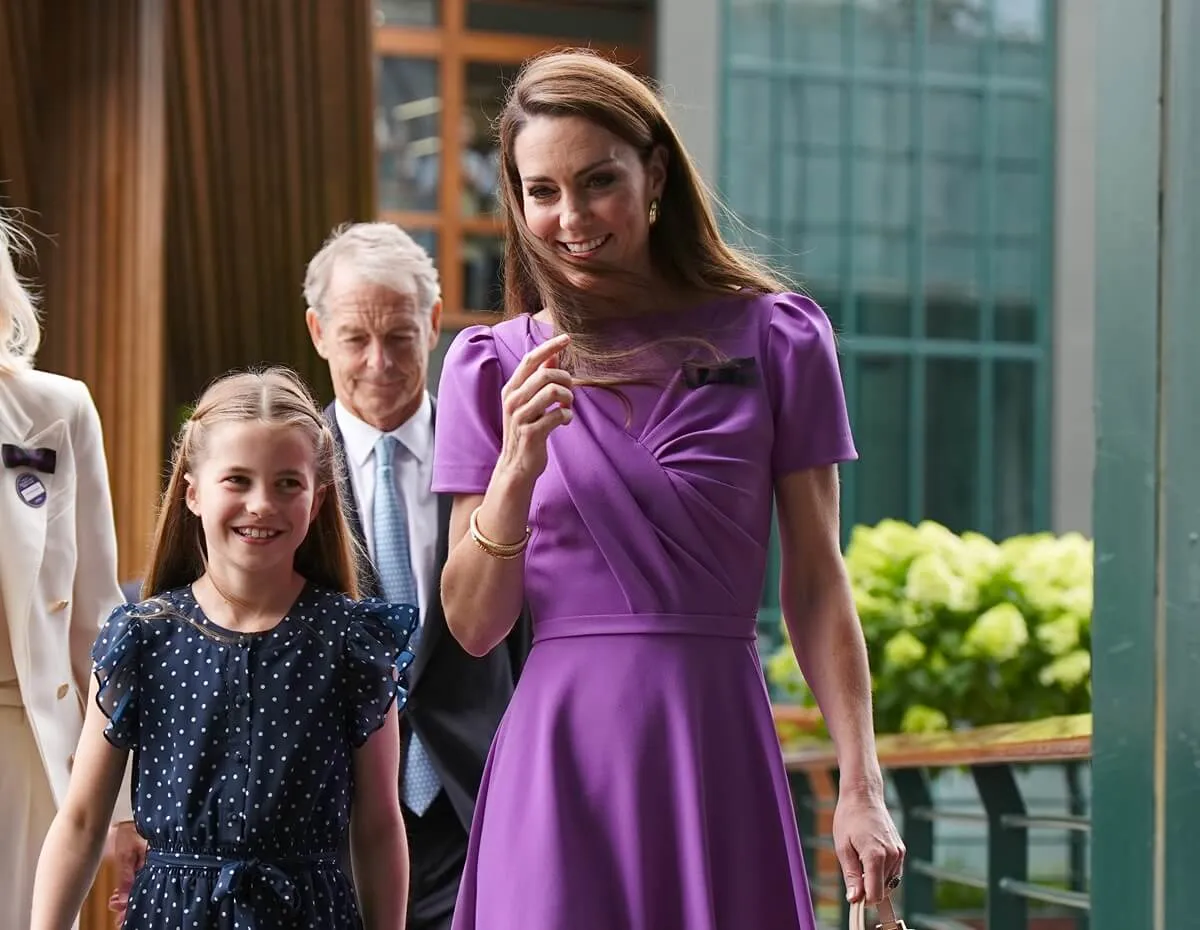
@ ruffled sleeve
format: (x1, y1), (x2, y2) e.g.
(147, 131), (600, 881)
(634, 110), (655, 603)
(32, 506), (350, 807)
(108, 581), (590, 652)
(343, 599), (419, 748)
(90, 603), (143, 750)
(432, 325), (505, 494)
(764, 292), (859, 477)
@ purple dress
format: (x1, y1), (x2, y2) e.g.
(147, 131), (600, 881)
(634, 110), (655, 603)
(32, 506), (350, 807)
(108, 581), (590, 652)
(432, 292), (857, 930)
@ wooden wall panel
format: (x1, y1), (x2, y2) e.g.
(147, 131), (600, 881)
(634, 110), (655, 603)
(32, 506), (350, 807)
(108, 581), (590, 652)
(164, 0), (377, 421)
(0, 3), (374, 925)
(0, 0), (40, 211)
(35, 0), (167, 582)
(1, 5), (165, 928)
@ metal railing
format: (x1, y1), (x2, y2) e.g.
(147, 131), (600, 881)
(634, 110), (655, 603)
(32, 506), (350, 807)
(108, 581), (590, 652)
(781, 714), (1092, 929)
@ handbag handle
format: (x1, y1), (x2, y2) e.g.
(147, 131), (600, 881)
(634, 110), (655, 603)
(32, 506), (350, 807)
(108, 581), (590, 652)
(849, 893), (906, 930)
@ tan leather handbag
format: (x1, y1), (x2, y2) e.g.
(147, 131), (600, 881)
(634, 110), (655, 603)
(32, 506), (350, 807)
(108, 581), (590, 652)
(849, 894), (906, 930)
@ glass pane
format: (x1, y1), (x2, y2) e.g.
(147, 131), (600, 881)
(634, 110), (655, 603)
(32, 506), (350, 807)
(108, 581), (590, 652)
(995, 168), (1039, 240)
(853, 84), (912, 335)
(994, 246), (1038, 338)
(461, 63), (510, 218)
(924, 89), (982, 330)
(814, 292), (844, 334)
(780, 79), (842, 283)
(853, 354), (911, 525)
(857, 0), (915, 71)
(994, 360), (1036, 536)
(409, 229), (438, 266)
(463, 234), (505, 313)
(467, 0), (646, 44)
(994, 165), (1041, 343)
(857, 292), (910, 338)
(724, 76), (776, 248)
(996, 0), (1046, 78)
(376, 0), (438, 27)
(993, 96), (1045, 341)
(995, 299), (1036, 342)
(728, 0), (772, 57)
(782, 0), (844, 65)
(781, 80), (841, 227)
(924, 358), (979, 531)
(927, 0), (987, 74)
(996, 96), (1043, 161)
(376, 57), (441, 213)
(856, 84), (912, 155)
(926, 294), (979, 340)
(925, 89), (983, 160)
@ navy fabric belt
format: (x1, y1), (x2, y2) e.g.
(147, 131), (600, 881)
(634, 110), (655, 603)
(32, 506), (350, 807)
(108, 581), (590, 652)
(146, 848), (338, 927)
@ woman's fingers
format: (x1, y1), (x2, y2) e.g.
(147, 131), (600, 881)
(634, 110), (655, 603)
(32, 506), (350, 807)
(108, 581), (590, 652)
(503, 367), (574, 419)
(497, 333), (576, 478)
(506, 333), (570, 390)
(514, 404), (574, 444)
(511, 383), (574, 425)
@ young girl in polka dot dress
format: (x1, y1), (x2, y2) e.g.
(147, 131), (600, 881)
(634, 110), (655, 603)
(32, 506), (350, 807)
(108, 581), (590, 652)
(31, 368), (417, 930)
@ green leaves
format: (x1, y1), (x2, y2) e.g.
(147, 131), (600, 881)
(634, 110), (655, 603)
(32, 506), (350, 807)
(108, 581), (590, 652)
(963, 603), (1029, 662)
(767, 519), (1094, 734)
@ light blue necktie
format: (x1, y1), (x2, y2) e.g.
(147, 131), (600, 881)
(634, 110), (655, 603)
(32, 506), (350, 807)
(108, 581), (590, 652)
(373, 435), (441, 815)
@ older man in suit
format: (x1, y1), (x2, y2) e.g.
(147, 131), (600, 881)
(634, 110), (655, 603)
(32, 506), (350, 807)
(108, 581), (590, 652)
(305, 222), (527, 930)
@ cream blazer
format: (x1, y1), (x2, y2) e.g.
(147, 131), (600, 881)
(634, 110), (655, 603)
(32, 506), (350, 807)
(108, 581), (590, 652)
(0, 368), (130, 819)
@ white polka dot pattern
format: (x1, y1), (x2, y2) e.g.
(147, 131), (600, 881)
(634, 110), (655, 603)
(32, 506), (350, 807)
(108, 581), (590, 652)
(89, 586), (417, 928)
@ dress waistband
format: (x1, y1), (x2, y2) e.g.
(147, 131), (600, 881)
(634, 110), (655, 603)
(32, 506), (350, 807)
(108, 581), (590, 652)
(147, 848), (338, 924)
(533, 613), (757, 644)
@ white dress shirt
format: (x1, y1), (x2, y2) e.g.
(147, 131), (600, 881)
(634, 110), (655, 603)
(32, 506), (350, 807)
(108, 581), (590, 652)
(335, 395), (438, 627)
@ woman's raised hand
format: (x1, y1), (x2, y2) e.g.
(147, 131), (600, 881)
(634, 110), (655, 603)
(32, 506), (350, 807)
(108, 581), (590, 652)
(495, 333), (574, 487)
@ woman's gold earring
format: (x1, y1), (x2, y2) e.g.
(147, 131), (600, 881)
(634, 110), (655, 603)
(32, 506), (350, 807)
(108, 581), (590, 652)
(648, 199), (659, 226)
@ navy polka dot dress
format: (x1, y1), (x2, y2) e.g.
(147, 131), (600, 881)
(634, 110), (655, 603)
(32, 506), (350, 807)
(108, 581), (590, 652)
(91, 584), (417, 929)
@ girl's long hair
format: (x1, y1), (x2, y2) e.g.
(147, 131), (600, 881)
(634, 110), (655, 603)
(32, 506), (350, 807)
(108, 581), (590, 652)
(142, 367), (360, 599)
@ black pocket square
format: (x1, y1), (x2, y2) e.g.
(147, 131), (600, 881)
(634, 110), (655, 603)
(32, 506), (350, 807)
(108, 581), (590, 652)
(2, 443), (57, 474)
(681, 357), (758, 389)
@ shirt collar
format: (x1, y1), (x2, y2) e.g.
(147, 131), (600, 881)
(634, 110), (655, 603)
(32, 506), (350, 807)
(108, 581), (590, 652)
(334, 393), (433, 468)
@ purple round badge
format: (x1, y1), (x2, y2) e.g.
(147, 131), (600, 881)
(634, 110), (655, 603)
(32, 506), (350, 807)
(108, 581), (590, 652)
(16, 471), (47, 508)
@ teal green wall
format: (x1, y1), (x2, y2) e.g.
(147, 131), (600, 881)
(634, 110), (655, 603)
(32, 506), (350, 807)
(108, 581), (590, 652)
(1091, 0), (1200, 926)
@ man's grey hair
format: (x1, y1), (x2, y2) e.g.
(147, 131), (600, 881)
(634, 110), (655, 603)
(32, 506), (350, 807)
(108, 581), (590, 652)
(304, 221), (442, 320)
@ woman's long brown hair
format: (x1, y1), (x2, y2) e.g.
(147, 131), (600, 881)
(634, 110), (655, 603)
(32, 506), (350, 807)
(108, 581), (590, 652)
(497, 49), (790, 382)
(141, 367), (361, 599)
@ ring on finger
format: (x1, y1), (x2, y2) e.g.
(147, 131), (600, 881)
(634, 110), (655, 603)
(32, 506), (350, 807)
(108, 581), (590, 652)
(886, 874), (902, 891)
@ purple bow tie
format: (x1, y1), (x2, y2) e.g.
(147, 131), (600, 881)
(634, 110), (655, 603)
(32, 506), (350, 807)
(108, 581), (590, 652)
(2, 443), (57, 474)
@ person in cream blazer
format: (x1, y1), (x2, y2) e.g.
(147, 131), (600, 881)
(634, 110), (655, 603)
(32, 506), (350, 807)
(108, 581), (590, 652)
(0, 211), (129, 928)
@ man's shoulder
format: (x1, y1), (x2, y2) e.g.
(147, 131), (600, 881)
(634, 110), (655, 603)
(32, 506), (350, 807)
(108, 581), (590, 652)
(324, 401), (349, 454)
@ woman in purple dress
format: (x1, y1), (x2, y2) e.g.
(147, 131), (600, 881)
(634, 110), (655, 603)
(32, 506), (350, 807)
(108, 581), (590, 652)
(432, 50), (904, 930)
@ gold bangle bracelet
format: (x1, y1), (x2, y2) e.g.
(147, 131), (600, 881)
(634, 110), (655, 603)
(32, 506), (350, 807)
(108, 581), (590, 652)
(469, 505), (531, 559)
(472, 538), (525, 560)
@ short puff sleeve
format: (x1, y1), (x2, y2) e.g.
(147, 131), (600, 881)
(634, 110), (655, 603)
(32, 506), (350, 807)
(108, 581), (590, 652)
(432, 325), (506, 494)
(343, 599), (419, 748)
(765, 293), (859, 477)
(90, 602), (145, 750)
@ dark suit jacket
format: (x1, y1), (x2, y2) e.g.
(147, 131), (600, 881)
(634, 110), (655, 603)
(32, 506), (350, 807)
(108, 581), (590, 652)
(325, 400), (529, 833)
